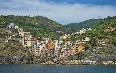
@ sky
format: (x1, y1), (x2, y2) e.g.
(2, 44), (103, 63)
(0, 0), (116, 24)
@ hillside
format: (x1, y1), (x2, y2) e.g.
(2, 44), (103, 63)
(80, 16), (116, 61)
(64, 16), (116, 62)
(0, 15), (116, 64)
(0, 15), (72, 39)
(66, 19), (102, 31)
(84, 16), (116, 46)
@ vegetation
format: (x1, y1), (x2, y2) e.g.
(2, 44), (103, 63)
(66, 19), (102, 31)
(0, 15), (72, 40)
(84, 16), (116, 46)
(78, 16), (116, 62)
(0, 15), (116, 64)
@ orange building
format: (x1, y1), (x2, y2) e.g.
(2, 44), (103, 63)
(68, 47), (75, 56)
(41, 47), (46, 56)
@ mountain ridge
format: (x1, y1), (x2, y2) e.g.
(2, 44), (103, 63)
(66, 19), (102, 31)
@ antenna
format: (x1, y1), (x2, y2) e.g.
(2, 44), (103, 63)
(99, 16), (100, 19)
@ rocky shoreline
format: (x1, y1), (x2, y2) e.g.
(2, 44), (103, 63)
(0, 55), (116, 65)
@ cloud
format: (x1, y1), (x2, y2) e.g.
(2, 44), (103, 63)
(0, 0), (116, 24)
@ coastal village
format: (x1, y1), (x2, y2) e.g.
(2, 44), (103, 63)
(0, 23), (115, 65)
(1, 0), (116, 73)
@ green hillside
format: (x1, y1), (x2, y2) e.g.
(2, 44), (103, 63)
(0, 15), (116, 64)
(66, 19), (102, 31)
(84, 16), (116, 46)
(70, 16), (116, 62)
(0, 15), (72, 39)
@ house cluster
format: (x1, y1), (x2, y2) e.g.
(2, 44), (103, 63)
(25, 27), (92, 61)
(1, 23), (115, 64)
(5, 24), (110, 54)
(4, 23), (93, 62)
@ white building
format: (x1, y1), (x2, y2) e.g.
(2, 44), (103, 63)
(54, 40), (59, 57)
(7, 23), (14, 29)
(79, 28), (87, 35)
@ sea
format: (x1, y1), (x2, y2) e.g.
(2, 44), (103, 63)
(0, 64), (116, 73)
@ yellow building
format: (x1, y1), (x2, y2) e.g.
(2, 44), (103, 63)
(18, 28), (24, 37)
(48, 41), (55, 49)
(60, 34), (67, 40)
(14, 26), (19, 29)
(75, 46), (83, 53)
